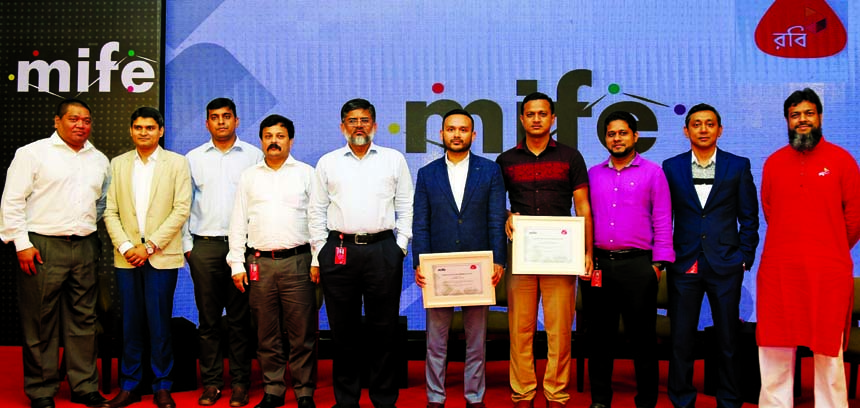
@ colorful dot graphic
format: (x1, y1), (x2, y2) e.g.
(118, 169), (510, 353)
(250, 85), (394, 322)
(432, 83), (444, 94)
(127, 86), (135, 92)
(32, 50), (39, 57)
(388, 123), (401, 134)
(674, 104), (686, 115)
(128, 50), (135, 57)
(608, 83), (620, 94)
(8, 74), (15, 81)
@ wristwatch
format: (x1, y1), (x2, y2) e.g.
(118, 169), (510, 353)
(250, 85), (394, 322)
(144, 241), (155, 255)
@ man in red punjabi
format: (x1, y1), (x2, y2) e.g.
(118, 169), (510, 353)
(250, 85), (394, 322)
(757, 88), (860, 408)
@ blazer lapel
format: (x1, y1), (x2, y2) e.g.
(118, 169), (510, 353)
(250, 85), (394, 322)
(148, 153), (167, 214)
(460, 157), (481, 213)
(122, 153), (137, 213)
(680, 151), (702, 210)
(704, 149), (728, 210)
(432, 159), (460, 214)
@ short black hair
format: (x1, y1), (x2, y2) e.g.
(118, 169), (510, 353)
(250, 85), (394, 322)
(259, 114), (294, 140)
(56, 98), (91, 118)
(604, 111), (637, 134)
(442, 108), (474, 129)
(130, 107), (164, 128)
(684, 103), (721, 127)
(520, 92), (555, 115)
(783, 88), (823, 118)
(206, 97), (237, 118)
(340, 98), (376, 122)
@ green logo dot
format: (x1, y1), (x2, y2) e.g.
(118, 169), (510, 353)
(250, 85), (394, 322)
(608, 83), (620, 94)
(128, 50), (135, 57)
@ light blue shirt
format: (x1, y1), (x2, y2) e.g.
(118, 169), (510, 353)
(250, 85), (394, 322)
(182, 138), (263, 252)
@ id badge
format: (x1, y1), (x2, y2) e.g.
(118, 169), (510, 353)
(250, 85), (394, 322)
(591, 269), (602, 287)
(335, 246), (347, 265)
(249, 263), (259, 281)
(686, 260), (698, 274)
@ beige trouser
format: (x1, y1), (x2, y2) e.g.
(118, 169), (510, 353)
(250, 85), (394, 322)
(759, 343), (847, 408)
(508, 273), (576, 403)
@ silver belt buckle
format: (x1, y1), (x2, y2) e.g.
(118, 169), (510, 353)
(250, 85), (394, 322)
(354, 233), (370, 245)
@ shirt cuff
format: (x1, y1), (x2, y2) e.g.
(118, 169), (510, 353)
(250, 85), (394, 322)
(396, 234), (409, 253)
(13, 237), (34, 252)
(230, 262), (246, 276)
(118, 241), (134, 255)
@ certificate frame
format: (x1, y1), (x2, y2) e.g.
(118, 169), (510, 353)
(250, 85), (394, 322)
(511, 215), (585, 275)
(419, 250), (496, 308)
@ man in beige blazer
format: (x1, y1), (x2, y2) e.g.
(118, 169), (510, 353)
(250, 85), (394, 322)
(103, 107), (191, 408)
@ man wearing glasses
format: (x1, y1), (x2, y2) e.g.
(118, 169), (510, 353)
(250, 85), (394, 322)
(308, 98), (413, 408)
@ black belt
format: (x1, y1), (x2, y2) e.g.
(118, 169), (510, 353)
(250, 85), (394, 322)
(193, 235), (228, 241)
(247, 244), (310, 259)
(31, 232), (92, 241)
(329, 230), (393, 245)
(594, 247), (651, 261)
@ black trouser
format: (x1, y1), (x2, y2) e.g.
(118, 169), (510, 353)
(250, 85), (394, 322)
(319, 232), (403, 407)
(668, 253), (743, 408)
(187, 237), (251, 389)
(581, 250), (658, 408)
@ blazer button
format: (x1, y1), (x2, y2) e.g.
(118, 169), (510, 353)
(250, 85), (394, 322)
(458, 219), (463, 224)
(701, 234), (707, 239)
(701, 214), (706, 218)
(455, 240), (460, 244)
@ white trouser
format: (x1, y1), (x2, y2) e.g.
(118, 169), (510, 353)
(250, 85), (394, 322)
(758, 344), (847, 408)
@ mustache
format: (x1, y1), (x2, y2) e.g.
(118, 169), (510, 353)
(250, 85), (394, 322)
(266, 144), (282, 151)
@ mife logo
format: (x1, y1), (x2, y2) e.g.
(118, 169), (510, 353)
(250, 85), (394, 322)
(12, 41), (157, 95)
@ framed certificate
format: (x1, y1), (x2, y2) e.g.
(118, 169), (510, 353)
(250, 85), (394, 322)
(419, 250), (496, 308)
(511, 215), (585, 275)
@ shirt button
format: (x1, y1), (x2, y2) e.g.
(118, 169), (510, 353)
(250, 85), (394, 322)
(610, 222), (614, 226)
(609, 239), (614, 243)
(612, 203), (616, 207)
(614, 188), (618, 191)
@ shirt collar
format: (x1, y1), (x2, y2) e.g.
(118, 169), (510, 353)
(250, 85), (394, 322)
(340, 142), (379, 159)
(691, 150), (717, 167)
(135, 146), (162, 163)
(50, 131), (94, 153)
(604, 152), (641, 169)
(258, 154), (298, 171)
(445, 151), (470, 168)
(516, 137), (557, 151)
(203, 138), (247, 153)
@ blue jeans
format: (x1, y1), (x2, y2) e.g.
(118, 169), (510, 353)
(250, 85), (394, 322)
(116, 263), (178, 392)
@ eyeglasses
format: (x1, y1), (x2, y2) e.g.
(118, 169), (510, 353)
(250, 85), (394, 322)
(343, 117), (372, 127)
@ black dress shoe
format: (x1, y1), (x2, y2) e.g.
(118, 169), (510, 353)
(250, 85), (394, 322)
(71, 391), (109, 407)
(298, 397), (316, 408)
(30, 397), (55, 408)
(154, 389), (175, 408)
(254, 393), (285, 408)
(105, 390), (141, 408)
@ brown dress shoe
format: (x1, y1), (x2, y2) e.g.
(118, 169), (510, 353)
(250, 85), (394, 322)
(154, 390), (175, 408)
(199, 386), (221, 406)
(230, 386), (250, 407)
(105, 391), (141, 408)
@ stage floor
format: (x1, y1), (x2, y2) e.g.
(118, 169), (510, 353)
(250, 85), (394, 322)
(0, 346), (852, 407)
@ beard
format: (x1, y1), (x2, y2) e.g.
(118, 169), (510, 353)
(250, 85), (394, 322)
(609, 146), (635, 158)
(444, 138), (472, 153)
(343, 129), (375, 146)
(788, 125), (822, 153)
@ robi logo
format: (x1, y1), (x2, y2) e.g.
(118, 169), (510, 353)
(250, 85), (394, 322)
(755, 0), (847, 58)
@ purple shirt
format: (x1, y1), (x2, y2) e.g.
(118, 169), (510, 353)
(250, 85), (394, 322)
(588, 154), (674, 263)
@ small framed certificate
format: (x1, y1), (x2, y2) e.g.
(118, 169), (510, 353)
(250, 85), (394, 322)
(511, 215), (585, 275)
(419, 250), (496, 308)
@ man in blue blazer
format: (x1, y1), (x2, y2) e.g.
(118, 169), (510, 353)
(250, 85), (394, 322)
(412, 109), (507, 408)
(662, 104), (759, 408)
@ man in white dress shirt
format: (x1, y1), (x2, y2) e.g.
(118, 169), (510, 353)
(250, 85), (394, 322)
(0, 99), (110, 408)
(228, 114), (317, 408)
(184, 97), (262, 407)
(308, 98), (413, 408)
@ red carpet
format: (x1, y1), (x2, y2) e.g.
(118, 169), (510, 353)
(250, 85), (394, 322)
(1, 346), (857, 407)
